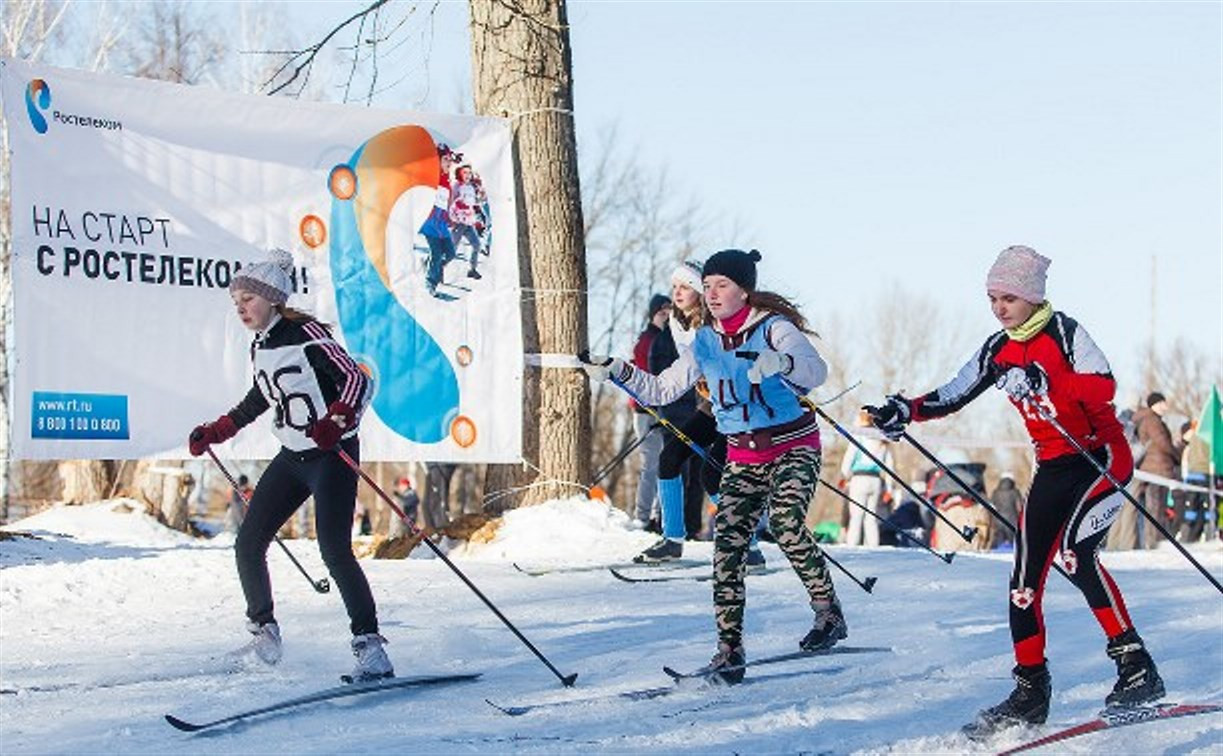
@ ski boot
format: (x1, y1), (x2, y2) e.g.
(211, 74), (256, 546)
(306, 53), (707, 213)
(799, 598), (848, 652)
(702, 641), (746, 685)
(234, 621), (282, 666)
(1105, 629), (1165, 708)
(962, 661), (1051, 740)
(343, 633), (394, 684)
(632, 538), (683, 563)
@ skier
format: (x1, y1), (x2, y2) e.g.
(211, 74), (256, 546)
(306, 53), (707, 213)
(635, 262), (716, 557)
(449, 163), (486, 280)
(581, 248), (845, 684)
(188, 248), (395, 683)
(421, 145), (458, 296)
(863, 245), (1164, 736)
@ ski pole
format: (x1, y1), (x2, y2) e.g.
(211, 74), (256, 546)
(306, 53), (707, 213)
(730, 349), (977, 545)
(900, 432), (1073, 581)
(809, 404), (977, 544)
(204, 449), (331, 594)
(1023, 396), (1223, 596)
(821, 549), (878, 593)
(595, 370), (880, 594)
(591, 422), (660, 486)
(334, 447), (579, 686)
(817, 479), (954, 563)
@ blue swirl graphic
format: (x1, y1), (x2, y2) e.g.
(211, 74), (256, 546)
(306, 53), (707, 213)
(329, 145), (460, 444)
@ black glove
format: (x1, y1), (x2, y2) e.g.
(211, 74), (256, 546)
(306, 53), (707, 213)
(863, 395), (912, 441)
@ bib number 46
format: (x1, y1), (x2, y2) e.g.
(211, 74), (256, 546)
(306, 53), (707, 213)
(256, 365), (319, 431)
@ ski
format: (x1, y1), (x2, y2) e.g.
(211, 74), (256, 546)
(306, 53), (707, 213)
(996, 701), (1223, 755)
(485, 665), (846, 717)
(662, 644), (892, 681)
(164, 672), (482, 732)
(513, 559), (706, 577)
(609, 565), (786, 583)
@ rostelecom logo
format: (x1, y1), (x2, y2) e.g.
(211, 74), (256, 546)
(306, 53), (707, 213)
(26, 78), (51, 134)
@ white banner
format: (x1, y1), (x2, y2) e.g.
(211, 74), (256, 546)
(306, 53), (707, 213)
(1, 59), (522, 462)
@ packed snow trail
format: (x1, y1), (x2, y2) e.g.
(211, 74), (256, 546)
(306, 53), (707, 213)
(2, 497), (1220, 753)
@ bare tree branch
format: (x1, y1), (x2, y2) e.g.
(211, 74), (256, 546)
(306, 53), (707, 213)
(264, 0), (391, 96)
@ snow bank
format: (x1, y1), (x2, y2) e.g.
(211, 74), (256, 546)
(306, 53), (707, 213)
(3, 498), (195, 548)
(454, 494), (657, 564)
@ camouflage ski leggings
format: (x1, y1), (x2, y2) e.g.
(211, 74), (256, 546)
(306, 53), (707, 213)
(713, 445), (836, 648)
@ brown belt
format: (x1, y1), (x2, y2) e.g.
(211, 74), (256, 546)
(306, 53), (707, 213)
(725, 411), (817, 451)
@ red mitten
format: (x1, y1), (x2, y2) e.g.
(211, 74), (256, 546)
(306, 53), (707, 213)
(306, 402), (356, 450)
(188, 415), (238, 456)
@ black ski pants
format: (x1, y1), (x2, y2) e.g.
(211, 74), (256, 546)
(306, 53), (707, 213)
(235, 436), (379, 636)
(1010, 441), (1133, 667)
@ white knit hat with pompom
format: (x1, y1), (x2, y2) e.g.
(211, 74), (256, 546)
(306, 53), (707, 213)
(230, 248), (295, 304)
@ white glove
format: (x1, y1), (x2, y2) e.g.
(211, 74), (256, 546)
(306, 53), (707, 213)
(747, 350), (793, 384)
(577, 352), (626, 383)
(996, 364), (1048, 401)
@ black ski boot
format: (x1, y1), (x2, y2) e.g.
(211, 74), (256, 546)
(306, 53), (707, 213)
(632, 538), (683, 563)
(962, 662), (1052, 740)
(799, 598), (848, 652)
(703, 641), (746, 685)
(1105, 629), (1165, 708)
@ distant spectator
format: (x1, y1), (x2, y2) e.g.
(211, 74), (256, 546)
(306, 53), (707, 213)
(880, 477), (931, 548)
(839, 410), (894, 547)
(1129, 392), (1176, 549)
(352, 499), (372, 537)
(423, 463), (457, 530)
(387, 476), (421, 539)
(629, 293), (670, 529)
(227, 474), (254, 533)
(987, 472), (1024, 550)
(1179, 421), (1211, 543)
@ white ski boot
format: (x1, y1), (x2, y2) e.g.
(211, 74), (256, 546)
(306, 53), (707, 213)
(231, 621), (282, 666)
(343, 633), (394, 683)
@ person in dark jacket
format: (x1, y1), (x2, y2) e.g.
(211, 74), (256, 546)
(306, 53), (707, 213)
(634, 260), (724, 562)
(1131, 392), (1176, 549)
(629, 294), (670, 528)
(987, 473), (1025, 550)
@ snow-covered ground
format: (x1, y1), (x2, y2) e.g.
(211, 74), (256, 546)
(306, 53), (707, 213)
(2, 497), (1221, 754)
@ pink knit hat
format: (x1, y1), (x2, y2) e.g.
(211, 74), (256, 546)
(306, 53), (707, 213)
(985, 245), (1051, 303)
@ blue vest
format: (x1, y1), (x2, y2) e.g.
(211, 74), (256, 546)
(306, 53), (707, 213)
(848, 448), (882, 474)
(691, 315), (806, 434)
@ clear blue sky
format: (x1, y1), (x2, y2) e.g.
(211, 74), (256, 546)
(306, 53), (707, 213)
(303, 1), (1222, 390)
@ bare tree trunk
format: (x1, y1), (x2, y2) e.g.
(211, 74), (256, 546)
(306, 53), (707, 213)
(58, 460), (118, 504)
(469, 0), (590, 508)
(129, 459), (193, 532)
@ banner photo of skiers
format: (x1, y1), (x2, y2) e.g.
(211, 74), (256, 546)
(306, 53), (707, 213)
(0, 58), (523, 462)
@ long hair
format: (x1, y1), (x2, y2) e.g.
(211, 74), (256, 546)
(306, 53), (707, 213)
(746, 290), (817, 336)
(674, 295), (709, 331)
(276, 304), (324, 325)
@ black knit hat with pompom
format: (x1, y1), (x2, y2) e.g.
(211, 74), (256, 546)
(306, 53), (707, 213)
(702, 249), (762, 291)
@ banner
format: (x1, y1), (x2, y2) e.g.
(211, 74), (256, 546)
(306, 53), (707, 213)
(1, 59), (523, 461)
